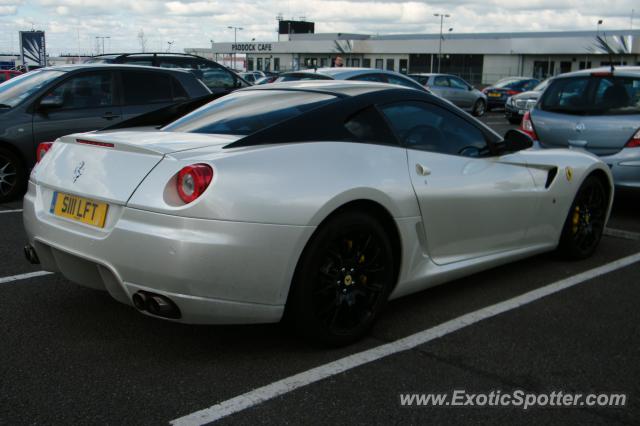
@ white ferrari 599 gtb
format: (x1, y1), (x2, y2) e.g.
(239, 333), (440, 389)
(24, 81), (613, 345)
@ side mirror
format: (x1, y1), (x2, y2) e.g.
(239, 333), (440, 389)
(501, 129), (533, 153)
(39, 96), (64, 110)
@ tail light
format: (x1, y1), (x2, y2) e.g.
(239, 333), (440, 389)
(520, 111), (538, 140)
(506, 90), (519, 96)
(626, 129), (640, 148)
(36, 142), (53, 163)
(177, 164), (213, 203)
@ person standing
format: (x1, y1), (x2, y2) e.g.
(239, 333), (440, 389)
(333, 55), (344, 67)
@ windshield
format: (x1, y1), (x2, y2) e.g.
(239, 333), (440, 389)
(539, 76), (640, 116)
(494, 78), (535, 90)
(163, 90), (337, 135)
(533, 79), (549, 92)
(0, 70), (65, 108)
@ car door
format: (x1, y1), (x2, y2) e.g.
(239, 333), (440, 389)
(448, 76), (474, 108)
(32, 70), (122, 145)
(118, 70), (183, 121)
(428, 76), (451, 101)
(379, 100), (539, 265)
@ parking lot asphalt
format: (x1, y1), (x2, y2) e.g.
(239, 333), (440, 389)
(1, 112), (638, 425)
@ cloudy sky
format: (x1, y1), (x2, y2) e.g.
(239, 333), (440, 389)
(0, 0), (637, 55)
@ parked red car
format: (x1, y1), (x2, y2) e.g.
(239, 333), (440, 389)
(0, 70), (22, 83)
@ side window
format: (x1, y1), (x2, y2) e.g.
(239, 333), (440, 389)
(380, 101), (488, 156)
(344, 106), (396, 144)
(448, 77), (468, 90)
(386, 74), (422, 90)
(44, 72), (114, 109)
(350, 73), (388, 83)
(122, 71), (173, 104)
(199, 66), (236, 89)
(171, 78), (189, 101)
(433, 76), (449, 87)
(411, 75), (429, 85)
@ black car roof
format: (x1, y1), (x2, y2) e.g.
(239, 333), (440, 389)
(226, 81), (500, 148)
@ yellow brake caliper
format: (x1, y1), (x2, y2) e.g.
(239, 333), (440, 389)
(572, 206), (580, 234)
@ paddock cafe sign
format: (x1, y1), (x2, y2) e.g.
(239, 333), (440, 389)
(232, 43), (273, 52)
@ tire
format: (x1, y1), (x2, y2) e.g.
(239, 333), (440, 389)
(0, 147), (26, 203)
(508, 117), (521, 125)
(286, 210), (396, 346)
(472, 99), (486, 117)
(556, 176), (608, 260)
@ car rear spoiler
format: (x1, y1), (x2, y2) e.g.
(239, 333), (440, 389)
(99, 93), (223, 131)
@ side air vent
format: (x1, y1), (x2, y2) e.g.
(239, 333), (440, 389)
(545, 167), (558, 189)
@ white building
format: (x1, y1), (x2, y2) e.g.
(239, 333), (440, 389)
(186, 29), (640, 85)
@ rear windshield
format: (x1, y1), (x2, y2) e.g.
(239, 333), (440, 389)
(163, 90), (337, 135)
(539, 75), (640, 115)
(494, 79), (537, 90)
(276, 73), (333, 82)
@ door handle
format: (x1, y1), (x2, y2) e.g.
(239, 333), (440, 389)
(416, 163), (431, 176)
(102, 112), (120, 120)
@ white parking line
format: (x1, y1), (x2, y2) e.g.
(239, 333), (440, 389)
(604, 228), (640, 241)
(170, 251), (640, 426)
(0, 209), (23, 214)
(0, 270), (53, 284)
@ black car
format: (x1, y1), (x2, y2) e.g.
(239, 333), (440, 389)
(482, 77), (540, 110)
(504, 79), (550, 124)
(0, 64), (211, 202)
(85, 53), (250, 94)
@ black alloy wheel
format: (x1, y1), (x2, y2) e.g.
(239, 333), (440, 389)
(0, 148), (25, 203)
(558, 176), (608, 260)
(287, 210), (395, 346)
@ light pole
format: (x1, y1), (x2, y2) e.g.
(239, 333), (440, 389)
(596, 19), (603, 37)
(210, 39), (215, 61)
(95, 36), (110, 55)
(227, 26), (243, 70)
(434, 13), (450, 73)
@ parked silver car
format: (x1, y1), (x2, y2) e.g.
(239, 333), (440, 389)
(527, 67), (640, 190)
(408, 73), (487, 116)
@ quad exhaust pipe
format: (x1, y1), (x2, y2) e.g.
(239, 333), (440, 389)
(132, 291), (181, 319)
(24, 244), (40, 265)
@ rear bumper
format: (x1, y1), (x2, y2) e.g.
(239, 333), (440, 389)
(23, 181), (315, 324)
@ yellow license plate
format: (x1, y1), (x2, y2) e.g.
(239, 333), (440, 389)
(488, 92), (501, 97)
(50, 192), (109, 228)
